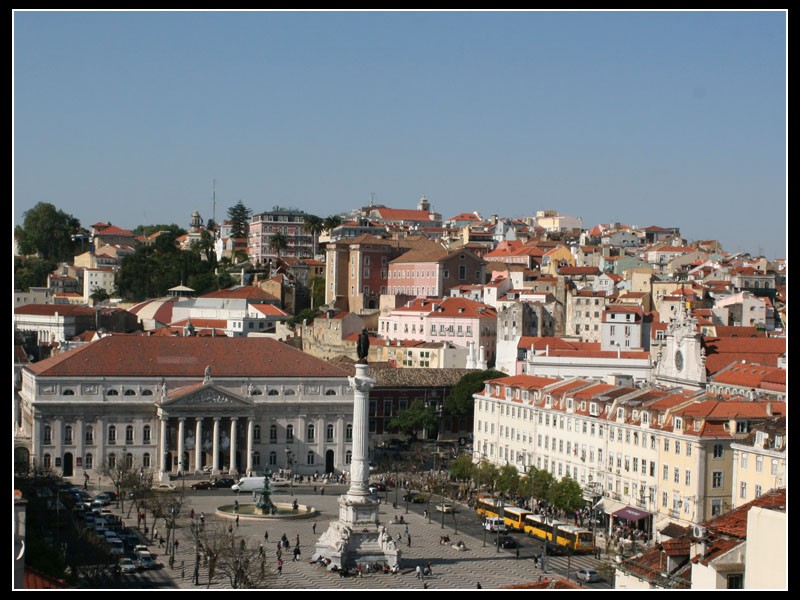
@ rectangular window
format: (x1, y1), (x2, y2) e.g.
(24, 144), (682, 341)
(740, 454), (748, 469)
(740, 481), (747, 499)
(712, 471), (723, 488)
(755, 456), (763, 472)
(663, 465), (669, 480)
(711, 499), (722, 516)
(713, 443), (724, 458)
(674, 467), (680, 484)
(685, 469), (691, 486)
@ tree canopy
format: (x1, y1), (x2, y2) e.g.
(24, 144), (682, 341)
(15, 202), (81, 262)
(388, 399), (439, 440)
(227, 201), (252, 240)
(445, 369), (505, 416)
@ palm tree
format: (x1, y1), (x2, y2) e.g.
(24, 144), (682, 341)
(323, 215), (343, 234)
(268, 231), (288, 263)
(302, 215), (324, 256)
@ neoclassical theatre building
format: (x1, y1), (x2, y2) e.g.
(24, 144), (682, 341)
(17, 336), (357, 483)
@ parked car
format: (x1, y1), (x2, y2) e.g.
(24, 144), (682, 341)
(436, 503), (455, 514)
(93, 493), (113, 506)
(191, 481), (215, 490)
(151, 483), (177, 492)
(368, 482), (387, 493)
(498, 535), (519, 549)
(576, 568), (601, 583)
(118, 557), (137, 574)
(213, 478), (235, 489)
(135, 550), (156, 570)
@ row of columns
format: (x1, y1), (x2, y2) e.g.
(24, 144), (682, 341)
(159, 415), (255, 477)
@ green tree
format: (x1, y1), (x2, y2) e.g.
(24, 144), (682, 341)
(444, 369), (505, 417)
(268, 232), (288, 260)
(548, 475), (584, 513)
(475, 460), (499, 492)
(227, 201), (252, 240)
(89, 287), (111, 305)
(388, 399), (438, 440)
(14, 256), (57, 291)
(302, 214), (324, 256)
(131, 224), (186, 238)
(496, 463), (520, 497)
(449, 454), (476, 482)
(309, 275), (325, 310)
(15, 202), (81, 261)
(531, 468), (556, 502)
(322, 215), (343, 233)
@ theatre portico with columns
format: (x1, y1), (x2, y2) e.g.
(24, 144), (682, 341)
(16, 336), (357, 484)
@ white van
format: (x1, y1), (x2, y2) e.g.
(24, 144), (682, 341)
(231, 477), (266, 493)
(484, 517), (508, 533)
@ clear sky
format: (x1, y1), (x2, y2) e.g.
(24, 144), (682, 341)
(13, 9), (787, 260)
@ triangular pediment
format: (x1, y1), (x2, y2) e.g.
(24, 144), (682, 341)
(163, 383), (253, 408)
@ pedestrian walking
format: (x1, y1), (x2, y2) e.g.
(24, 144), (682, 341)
(200, 512), (205, 524)
(295, 533), (300, 547)
(236, 514), (240, 527)
(174, 539), (179, 553)
(293, 546), (301, 561)
(228, 523), (233, 536)
(415, 565), (421, 579)
(476, 582), (482, 589)
(190, 508), (194, 520)
(159, 536), (165, 548)
(407, 533), (411, 547)
(264, 529), (269, 543)
(426, 561), (432, 575)
(277, 558), (283, 575)
(312, 522), (317, 535)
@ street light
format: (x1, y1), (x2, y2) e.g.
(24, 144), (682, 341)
(496, 497), (504, 552)
(284, 447), (294, 494)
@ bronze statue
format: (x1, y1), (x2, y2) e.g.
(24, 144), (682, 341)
(356, 328), (370, 363)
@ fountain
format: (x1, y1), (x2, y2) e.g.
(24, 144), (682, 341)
(216, 472), (318, 520)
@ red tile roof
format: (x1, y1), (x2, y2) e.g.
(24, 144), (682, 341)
(14, 304), (95, 317)
(200, 287), (279, 301)
(25, 336), (351, 378)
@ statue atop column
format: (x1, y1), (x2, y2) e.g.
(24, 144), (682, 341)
(356, 328), (370, 364)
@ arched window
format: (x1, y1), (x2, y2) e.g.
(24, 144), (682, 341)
(85, 425), (94, 444)
(285, 389), (296, 396)
(107, 389), (119, 396)
(108, 453), (116, 468)
(108, 425), (117, 444)
(43, 454), (52, 469)
(125, 453), (134, 468)
(306, 451), (315, 465)
(64, 425), (73, 444)
(269, 425), (278, 443)
(142, 389), (153, 396)
(125, 425), (134, 443)
(326, 424), (334, 442)
(268, 390), (279, 396)
(254, 425), (261, 442)
(269, 452), (277, 466)
(43, 425), (52, 445)
(85, 453), (93, 469)
(124, 389), (136, 396)
(345, 424), (353, 442)
(252, 389), (262, 396)
(307, 424), (315, 443)
(253, 451), (261, 466)
(286, 425), (294, 442)
(325, 389), (337, 396)
(345, 450), (352, 465)
(142, 453), (150, 468)
(63, 389), (75, 396)
(143, 425), (151, 444)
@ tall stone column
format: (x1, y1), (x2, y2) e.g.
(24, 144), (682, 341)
(313, 361), (401, 570)
(177, 418), (185, 475)
(158, 416), (169, 482)
(229, 417), (238, 477)
(246, 418), (254, 476)
(212, 417), (221, 475)
(194, 418), (203, 474)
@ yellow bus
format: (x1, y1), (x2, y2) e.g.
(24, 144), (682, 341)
(475, 496), (502, 519)
(523, 514), (595, 554)
(502, 506), (532, 531)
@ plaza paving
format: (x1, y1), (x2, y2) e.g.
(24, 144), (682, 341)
(115, 481), (611, 590)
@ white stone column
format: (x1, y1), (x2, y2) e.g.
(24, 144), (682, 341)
(212, 417), (220, 475)
(32, 415), (41, 469)
(246, 418), (254, 476)
(95, 417), (105, 477)
(229, 417), (238, 476)
(194, 418), (203, 474)
(177, 418), (185, 475)
(158, 416), (169, 481)
(347, 362), (375, 497)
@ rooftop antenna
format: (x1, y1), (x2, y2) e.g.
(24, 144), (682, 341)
(212, 179), (217, 238)
(369, 192), (375, 207)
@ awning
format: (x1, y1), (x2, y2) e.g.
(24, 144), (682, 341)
(593, 497), (627, 515)
(612, 506), (650, 521)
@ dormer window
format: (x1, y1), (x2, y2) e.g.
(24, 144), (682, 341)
(589, 402), (598, 416)
(632, 410), (639, 421)
(580, 401), (586, 411)
(674, 417), (682, 430)
(658, 414), (664, 425)
(642, 412), (649, 425)
(567, 398), (574, 410)
(755, 431), (767, 446)
(545, 395), (552, 408)
(694, 420), (701, 431)
(523, 391), (529, 401)
(505, 386), (512, 399)
(616, 408), (625, 420)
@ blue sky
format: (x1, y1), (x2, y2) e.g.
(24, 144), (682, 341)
(13, 10), (787, 259)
